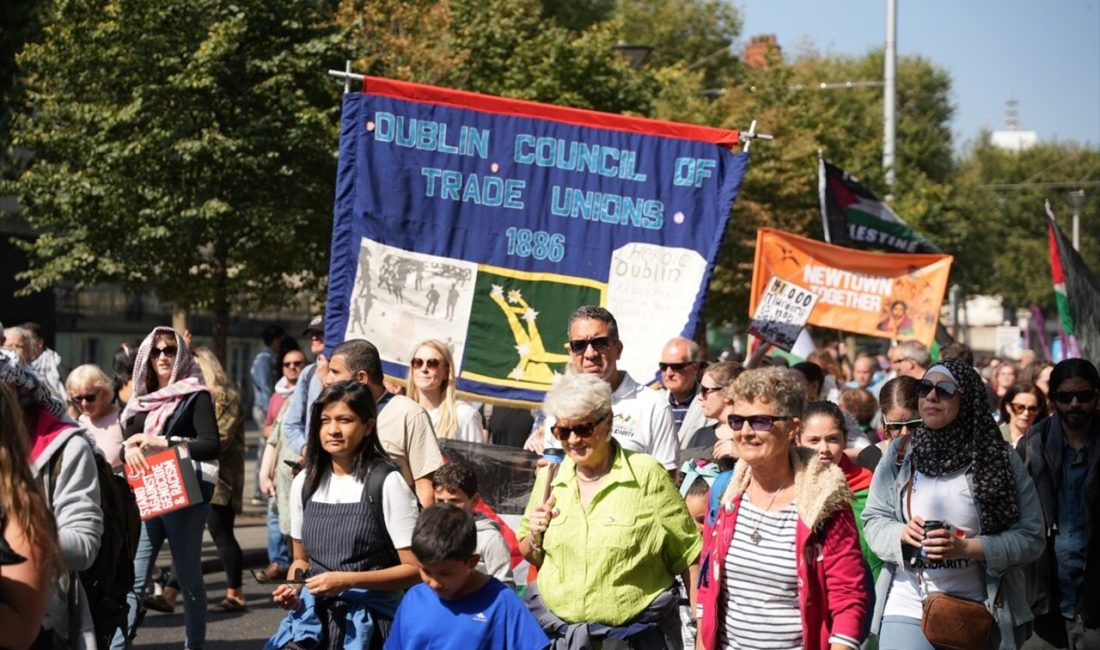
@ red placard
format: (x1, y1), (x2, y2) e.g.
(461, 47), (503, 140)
(125, 446), (204, 520)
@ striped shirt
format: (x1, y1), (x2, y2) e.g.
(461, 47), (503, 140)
(718, 500), (802, 650)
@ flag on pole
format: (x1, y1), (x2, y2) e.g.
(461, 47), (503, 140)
(818, 155), (940, 254)
(1046, 201), (1099, 360)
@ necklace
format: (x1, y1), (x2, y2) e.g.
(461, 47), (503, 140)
(747, 482), (790, 545)
(576, 468), (609, 483)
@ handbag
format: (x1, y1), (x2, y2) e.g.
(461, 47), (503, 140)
(904, 460), (999, 650)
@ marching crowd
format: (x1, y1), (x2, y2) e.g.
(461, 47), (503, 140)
(0, 306), (1097, 650)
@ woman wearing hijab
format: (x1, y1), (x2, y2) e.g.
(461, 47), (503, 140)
(115, 327), (220, 650)
(862, 358), (1045, 649)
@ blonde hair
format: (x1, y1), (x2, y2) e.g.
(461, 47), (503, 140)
(406, 339), (460, 439)
(0, 383), (61, 575)
(193, 347), (238, 419)
(65, 364), (113, 399)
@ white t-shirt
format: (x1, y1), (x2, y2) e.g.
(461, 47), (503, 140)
(427, 400), (483, 444)
(289, 469), (419, 548)
(541, 372), (679, 469)
(883, 469), (984, 619)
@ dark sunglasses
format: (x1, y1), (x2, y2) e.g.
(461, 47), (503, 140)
(699, 384), (724, 397)
(567, 336), (613, 355)
(917, 379), (959, 400)
(659, 361), (694, 373)
(1052, 389), (1097, 405)
(150, 346), (178, 359)
(411, 357), (443, 370)
(883, 417), (921, 433)
(72, 393), (98, 404)
(550, 415), (609, 441)
(727, 414), (793, 432)
(1009, 403), (1040, 415)
(283, 360), (305, 368)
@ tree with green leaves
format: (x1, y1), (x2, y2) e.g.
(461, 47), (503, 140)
(9, 0), (346, 359)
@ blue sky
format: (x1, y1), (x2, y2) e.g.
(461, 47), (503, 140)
(737, 0), (1100, 150)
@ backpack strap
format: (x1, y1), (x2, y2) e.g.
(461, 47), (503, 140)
(366, 461), (397, 553)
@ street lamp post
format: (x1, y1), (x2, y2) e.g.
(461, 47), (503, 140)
(1066, 189), (1086, 251)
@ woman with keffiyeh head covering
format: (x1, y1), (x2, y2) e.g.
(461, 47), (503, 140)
(862, 357), (1046, 649)
(113, 327), (221, 650)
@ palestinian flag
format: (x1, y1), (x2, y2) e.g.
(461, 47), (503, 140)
(818, 155), (941, 254)
(1047, 201), (1100, 360)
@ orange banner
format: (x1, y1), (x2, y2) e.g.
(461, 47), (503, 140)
(750, 228), (953, 346)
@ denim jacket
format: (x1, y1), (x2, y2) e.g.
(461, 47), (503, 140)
(861, 436), (1045, 649)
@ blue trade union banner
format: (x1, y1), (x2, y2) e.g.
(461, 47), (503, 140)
(325, 77), (749, 405)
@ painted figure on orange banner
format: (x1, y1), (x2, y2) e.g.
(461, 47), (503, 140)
(877, 300), (915, 337)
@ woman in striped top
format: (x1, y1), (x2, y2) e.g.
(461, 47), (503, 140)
(697, 367), (870, 650)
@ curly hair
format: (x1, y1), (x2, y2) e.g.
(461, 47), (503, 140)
(728, 367), (804, 418)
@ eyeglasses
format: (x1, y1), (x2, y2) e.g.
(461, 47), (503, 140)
(567, 336), (613, 355)
(727, 414), (793, 431)
(699, 384), (724, 397)
(659, 361), (694, 373)
(411, 357), (443, 370)
(72, 393), (98, 404)
(1052, 389), (1097, 405)
(890, 357), (911, 367)
(1009, 403), (1040, 415)
(883, 417), (921, 433)
(283, 360), (305, 368)
(550, 415), (609, 441)
(917, 379), (959, 400)
(150, 346), (178, 359)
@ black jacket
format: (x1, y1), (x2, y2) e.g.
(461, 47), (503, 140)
(1017, 414), (1100, 626)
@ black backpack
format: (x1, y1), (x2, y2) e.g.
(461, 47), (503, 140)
(47, 434), (142, 649)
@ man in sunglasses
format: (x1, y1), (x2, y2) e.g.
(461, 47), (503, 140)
(528, 306), (678, 472)
(1018, 358), (1100, 649)
(657, 336), (714, 446)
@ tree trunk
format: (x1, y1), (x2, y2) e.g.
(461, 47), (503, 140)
(211, 238), (230, 364)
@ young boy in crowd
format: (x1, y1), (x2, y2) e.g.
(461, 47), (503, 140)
(432, 462), (515, 587)
(386, 505), (549, 650)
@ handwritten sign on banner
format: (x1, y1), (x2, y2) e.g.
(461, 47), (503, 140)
(325, 77), (750, 405)
(748, 276), (820, 351)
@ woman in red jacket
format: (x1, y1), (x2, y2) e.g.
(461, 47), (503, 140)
(697, 367), (869, 650)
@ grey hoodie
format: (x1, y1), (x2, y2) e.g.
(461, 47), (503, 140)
(32, 418), (104, 649)
(475, 514), (515, 588)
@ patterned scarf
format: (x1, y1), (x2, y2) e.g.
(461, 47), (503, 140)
(120, 327), (207, 437)
(911, 357), (1019, 534)
(0, 353), (68, 421)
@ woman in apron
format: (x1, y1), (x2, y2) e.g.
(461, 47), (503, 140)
(266, 380), (420, 650)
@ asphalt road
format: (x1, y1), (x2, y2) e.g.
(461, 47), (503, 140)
(131, 573), (287, 649)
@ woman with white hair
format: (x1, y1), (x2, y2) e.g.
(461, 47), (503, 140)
(519, 373), (700, 648)
(66, 364), (124, 467)
(405, 339), (483, 443)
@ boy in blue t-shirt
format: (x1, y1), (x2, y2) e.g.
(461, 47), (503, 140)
(385, 504), (549, 650)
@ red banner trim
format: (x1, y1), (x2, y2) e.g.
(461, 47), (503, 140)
(361, 76), (740, 147)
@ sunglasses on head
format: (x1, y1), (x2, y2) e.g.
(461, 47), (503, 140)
(550, 415), (609, 441)
(150, 346), (178, 359)
(917, 379), (959, 399)
(1009, 403), (1040, 415)
(882, 417), (921, 433)
(1052, 388), (1097, 405)
(72, 393), (98, 404)
(727, 414), (793, 432)
(411, 357), (443, 370)
(567, 336), (613, 355)
(283, 360), (305, 368)
(659, 361), (694, 373)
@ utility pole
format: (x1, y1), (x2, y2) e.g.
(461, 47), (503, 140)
(1067, 189), (1085, 251)
(883, 0), (897, 195)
